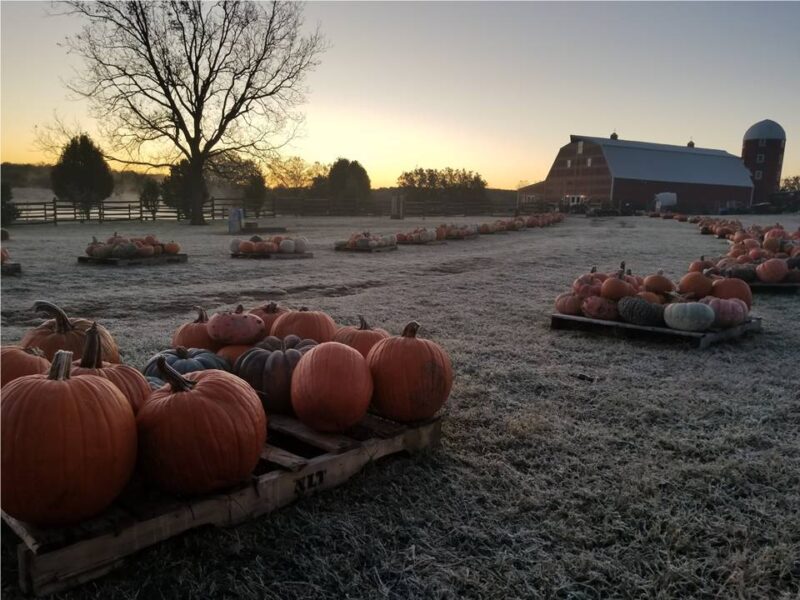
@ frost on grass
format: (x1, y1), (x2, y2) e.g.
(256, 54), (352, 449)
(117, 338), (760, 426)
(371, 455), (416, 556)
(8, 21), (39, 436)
(1, 216), (799, 599)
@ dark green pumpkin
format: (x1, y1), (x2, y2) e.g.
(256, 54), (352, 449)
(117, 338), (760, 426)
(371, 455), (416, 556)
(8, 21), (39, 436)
(143, 347), (230, 378)
(112, 242), (137, 258)
(722, 265), (757, 282)
(618, 297), (665, 327)
(234, 335), (317, 414)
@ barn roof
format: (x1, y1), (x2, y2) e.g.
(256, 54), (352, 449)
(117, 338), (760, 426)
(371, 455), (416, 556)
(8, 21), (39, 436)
(570, 135), (754, 188)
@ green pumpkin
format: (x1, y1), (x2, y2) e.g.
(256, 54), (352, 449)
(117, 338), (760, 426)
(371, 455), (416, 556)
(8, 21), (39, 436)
(618, 297), (665, 327)
(664, 302), (715, 332)
(112, 242), (137, 258)
(722, 265), (757, 282)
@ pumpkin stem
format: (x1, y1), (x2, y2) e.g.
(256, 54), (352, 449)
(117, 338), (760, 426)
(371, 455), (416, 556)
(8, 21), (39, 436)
(619, 261), (626, 272)
(47, 350), (73, 380)
(79, 322), (104, 368)
(175, 346), (190, 359)
(155, 356), (196, 392)
(358, 315), (370, 330)
(299, 307), (308, 312)
(266, 302), (278, 313)
(33, 301), (74, 333)
(234, 305), (245, 314)
(401, 321), (420, 338)
(590, 266), (597, 273)
(193, 306), (209, 323)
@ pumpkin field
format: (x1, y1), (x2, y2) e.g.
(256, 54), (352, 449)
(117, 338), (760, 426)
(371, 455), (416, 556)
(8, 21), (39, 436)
(2, 214), (799, 599)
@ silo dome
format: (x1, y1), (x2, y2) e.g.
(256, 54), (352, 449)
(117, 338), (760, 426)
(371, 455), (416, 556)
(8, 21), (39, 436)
(743, 119), (786, 141)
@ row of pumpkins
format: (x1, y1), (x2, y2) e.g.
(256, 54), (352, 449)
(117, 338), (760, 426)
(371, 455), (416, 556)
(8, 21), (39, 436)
(334, 232), (399, 250)
(0, 301), (453, 527)
(230, 235), (310, 255)
(647, 212), (689, 222)
(85, 233), (181, 259)
(555, 262), (752, 331)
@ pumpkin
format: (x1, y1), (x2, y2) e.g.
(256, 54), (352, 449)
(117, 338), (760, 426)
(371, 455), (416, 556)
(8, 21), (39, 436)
(248, 302), (290, 333)
(572, 267), (604, 298)
(600, 272), (635, 301)
(1, 350), (136, 526)
(0, 346), (50, 386)
(721, 264), (757, 282)
(136, 357), (266, 495)
(663, 302), (715, 332)
(163, 241), (181, 254)
(207, 305), (267, 345)
(294, 238), (309, 254)
(143, 346), (230, 377)
(617, 297), (665, 327)
(20, 301), (120, 363)
(279, 239), (296, 254)
(711, 278), (753, 309)
(762, 237), (781, 253)
(755, 258), (789, 283)
(366, 321), (453, 422)
(271, 307), (337, 342)
(333, 316), (391, 358)
(234, 335), (318, 414)
(229, 239), (242, 253)
(677, 272), (713, 299)
(291, 342), (372, 432)
(239, 240), (255, 253)
(643, 270), (674, 294)
(555, 292), (583, 315)
(699, 297), (749, 328)
(249, 235), (263, 243)
(171, 306), (222, 351)
(71, 323), (151, 414)
(217, 344), (254, 365)
(135, 244), (155, 257)
(581, 296), (618, 321)
(636, 291), (664, 304)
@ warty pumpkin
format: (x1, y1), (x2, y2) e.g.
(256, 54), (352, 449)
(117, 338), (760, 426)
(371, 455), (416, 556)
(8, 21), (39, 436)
(291, 342), (373, 432)
(136, 357), (266, 495)
(617, 297), (665, 327)
(271, 307), (337, 342)
(1, 350), (136, 526)
(0, 346), (50, 386)
(333, 316), (390, 358)
(366, 322), (453, 423)
(171, 306), (222, 351)
(207, 305), (267, 345)
(235, 335), (318, 414)
(71, 323), (151, 414)
(20, 301), (120, 363)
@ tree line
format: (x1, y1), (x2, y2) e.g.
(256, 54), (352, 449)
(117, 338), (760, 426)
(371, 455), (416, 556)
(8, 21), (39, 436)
(397, 168), (488, 209)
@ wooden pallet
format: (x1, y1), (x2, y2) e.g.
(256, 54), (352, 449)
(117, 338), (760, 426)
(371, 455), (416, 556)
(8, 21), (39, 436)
(550, 314), (762, 349)
(1, 262), (21, 275)
(445, 234), (479, 241)
(397, 240), (447, 246)
(77, 254), (188, 266)
(230, 252), (314, 260)
(334, 245), (398, 253)
(3, 413), (442, 597)
(749, 281), (800, 293)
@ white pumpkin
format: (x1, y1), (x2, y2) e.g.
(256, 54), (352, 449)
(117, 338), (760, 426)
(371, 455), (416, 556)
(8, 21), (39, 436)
(279, 239), (295, 254)
(229, 239), (242, 253)
(663, 302), (715, 332)
(294, 237), (308, 254)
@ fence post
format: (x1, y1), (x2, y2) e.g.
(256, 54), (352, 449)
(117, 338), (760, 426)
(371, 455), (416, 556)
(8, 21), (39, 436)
(99, 201), (104, 223)
(210, 197), (216, 220)
(52, 199), (58, 226)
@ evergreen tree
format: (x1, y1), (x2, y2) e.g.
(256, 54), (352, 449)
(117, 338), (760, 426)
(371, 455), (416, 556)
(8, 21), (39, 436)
(50, 134), (114, 219)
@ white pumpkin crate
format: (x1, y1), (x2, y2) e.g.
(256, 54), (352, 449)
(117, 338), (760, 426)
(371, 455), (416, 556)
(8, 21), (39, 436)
(550, 314), (763, 349)
(2, 412), (443, 597)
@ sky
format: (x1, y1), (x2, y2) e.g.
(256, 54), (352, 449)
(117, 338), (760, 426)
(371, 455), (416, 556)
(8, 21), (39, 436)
(1, 1), (799, 189)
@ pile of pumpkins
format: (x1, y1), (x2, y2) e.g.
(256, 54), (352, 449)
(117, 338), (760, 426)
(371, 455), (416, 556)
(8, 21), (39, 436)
(334, 232), (398, 250)
(85, 233), (181, 259)
(0, 301), (453, 528)
(555, 261), (752, 331)
(396, 227), (441, 244)
(230, 234), (310, 255)
(438, 224), (479, 240)
(1, 246), (10, 264)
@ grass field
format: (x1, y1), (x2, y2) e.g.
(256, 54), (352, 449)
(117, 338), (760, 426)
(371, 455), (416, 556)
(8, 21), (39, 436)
(2, 215), (799, 599)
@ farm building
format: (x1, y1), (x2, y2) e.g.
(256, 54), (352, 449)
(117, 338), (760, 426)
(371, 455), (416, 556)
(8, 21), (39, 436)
(741, 119), (786, 206)
(518, 132), (756, 214)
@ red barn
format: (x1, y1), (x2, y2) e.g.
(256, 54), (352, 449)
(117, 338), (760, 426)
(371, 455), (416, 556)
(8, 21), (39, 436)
(519, 133), (754, 214)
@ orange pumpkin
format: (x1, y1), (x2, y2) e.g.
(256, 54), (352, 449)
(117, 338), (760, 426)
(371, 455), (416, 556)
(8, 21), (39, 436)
(71, 323), (151, 414)
(271, 307), (337, 342)
(636, 291), (664, 304)
(677, 272), (713, 299)
(248, 302), (290, 333)
(600, 272), (635, 301)
(163, 241), (181, 254)
(19, 301), (120, 362)
(642, 270), (675, 294)
(239, 240), (255, 253)
(755, 258), (789, 283)
(0, 346), (50, 386)
(711, 278), (752, 309)
(688, 256), (715, 273)
(172, 307), (222, 351)
(333, 316), (390, 358)
(366, 322), (453, 423)
(217, 344), (255, 365)
(136, 357), (265, 495)
(555, 292), (583, 314)
(291, 342), (372, 432)
(1, 350), (136, 526)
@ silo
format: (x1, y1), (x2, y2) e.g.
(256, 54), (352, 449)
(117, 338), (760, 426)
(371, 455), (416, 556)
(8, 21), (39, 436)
(742, 119), (786, 206)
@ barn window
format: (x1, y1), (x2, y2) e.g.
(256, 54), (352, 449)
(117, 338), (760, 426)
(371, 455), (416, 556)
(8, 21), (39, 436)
(754, 170), (763, 181)
(756, 154), (765, 164)
(758, 139), (766, 147)
(577, 141), (584, 154)
(587, 158), (592, 167)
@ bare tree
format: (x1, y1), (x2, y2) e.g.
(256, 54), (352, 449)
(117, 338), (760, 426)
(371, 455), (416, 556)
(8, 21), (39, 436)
(62, 1), (324, 224)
